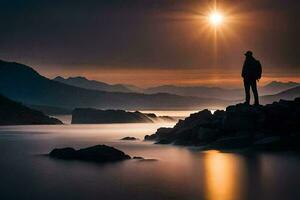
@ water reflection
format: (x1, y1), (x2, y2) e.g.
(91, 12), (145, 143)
(203, 151), (244, 200)
(0, 124), (299, 200)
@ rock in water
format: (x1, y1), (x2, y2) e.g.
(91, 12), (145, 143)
(121, 137), (139, 140)
(71, 108), (153, 124)
(145, 98), (300, 151)
(49, 145), (131, 162)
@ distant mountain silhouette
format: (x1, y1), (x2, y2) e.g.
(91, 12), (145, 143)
(53, 75), (299, 101)
(260, 81), (300, 95)
(144, 82), (300, 100)
(53, 76), (133, 93)
(123, 84), (145, 93)
(0, 60), (227, 110)
(0, 94), (62, 125)
(261, 86), (300, 104)
(144, 85), (242, 100)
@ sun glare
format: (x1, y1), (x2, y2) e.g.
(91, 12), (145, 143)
(209, 11), (224, 26)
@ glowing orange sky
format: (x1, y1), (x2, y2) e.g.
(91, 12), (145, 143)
(0, 0), (299, 87)
(39, 65), (300, 88)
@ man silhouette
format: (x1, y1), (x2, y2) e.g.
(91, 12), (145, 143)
(242, 51), (262, 105)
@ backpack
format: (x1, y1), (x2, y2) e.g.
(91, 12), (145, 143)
(255, 60), (262, 79)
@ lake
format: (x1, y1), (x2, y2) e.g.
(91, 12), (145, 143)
(0, 122), (299, 200)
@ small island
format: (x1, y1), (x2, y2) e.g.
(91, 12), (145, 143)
(71, 108), (174, 124)
(49, 145), (131, 162)
(121, 136), (139, 140)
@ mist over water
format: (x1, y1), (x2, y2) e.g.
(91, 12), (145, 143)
(54, 109), (219, 125)
(0, 123), (299, 200)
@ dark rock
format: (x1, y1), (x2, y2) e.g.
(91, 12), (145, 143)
(133, 156), (144, 159)
(144, 127), (173, 141)
(121, 137), (139, 140)
(145, 98), (300, 151)
(223, 103), (265, 131)
(174, 109), (213, 129)
(133, 156), (158, 161)
(49, 145), (131, 162)
(155, 139), (172, 144)
(50, 148), (76, 159)
(71, 109), (153, 124)
(144, 113), (157, 118)
(0, 94), (63, 125)
(204, 136), (253, 150)
(138, 159), (158, 162)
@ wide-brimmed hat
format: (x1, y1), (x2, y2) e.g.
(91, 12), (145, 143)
(244, 51), (253, 56)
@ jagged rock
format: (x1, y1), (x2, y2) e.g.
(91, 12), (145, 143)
(145, 98), (300, 151)
(145, 110), (214, 145)
(49, 145), (131, 162)
(173, 109), (213, 129)
(223, 104), (264, 131)
(145, 127), (173, 141)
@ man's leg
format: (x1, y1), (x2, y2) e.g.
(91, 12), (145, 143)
(251, 80), (259, 105)
(244, 79), (251, 104)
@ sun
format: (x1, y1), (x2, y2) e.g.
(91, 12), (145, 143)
(209, 11), (224, 27)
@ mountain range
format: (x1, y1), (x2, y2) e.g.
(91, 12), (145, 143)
(0, 59), (299, 112)
(54, 76), (133, 93)
(0, 60), (228, 110)
(53, 76), (299, 100)
(260, 85), (300, 104)
(143, 82), (300, 99)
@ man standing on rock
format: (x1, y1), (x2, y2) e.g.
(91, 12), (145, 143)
(242, 51), (262, 105)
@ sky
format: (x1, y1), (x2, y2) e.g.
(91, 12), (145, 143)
(0, 0), (299, 87)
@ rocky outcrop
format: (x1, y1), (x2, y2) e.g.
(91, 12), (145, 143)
(0, 94), (63, 125)
(145, 98), (300, 151)
(71, 108), (174, 124)
(49, 145), (131, 162)
(121, 137), (139, 140)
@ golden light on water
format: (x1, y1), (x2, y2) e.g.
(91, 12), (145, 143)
(203, 151), (244, 200)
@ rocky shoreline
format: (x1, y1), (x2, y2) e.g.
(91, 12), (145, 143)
(145, 98), (300, 151)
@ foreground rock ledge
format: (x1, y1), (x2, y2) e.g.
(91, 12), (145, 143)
(49, 145), (131, 162)
(145, 98), (300, 151)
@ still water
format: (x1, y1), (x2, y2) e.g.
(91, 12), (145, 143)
(0, 123), (299, 200)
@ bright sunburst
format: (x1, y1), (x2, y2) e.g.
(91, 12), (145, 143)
(209, 11), (224, 27)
